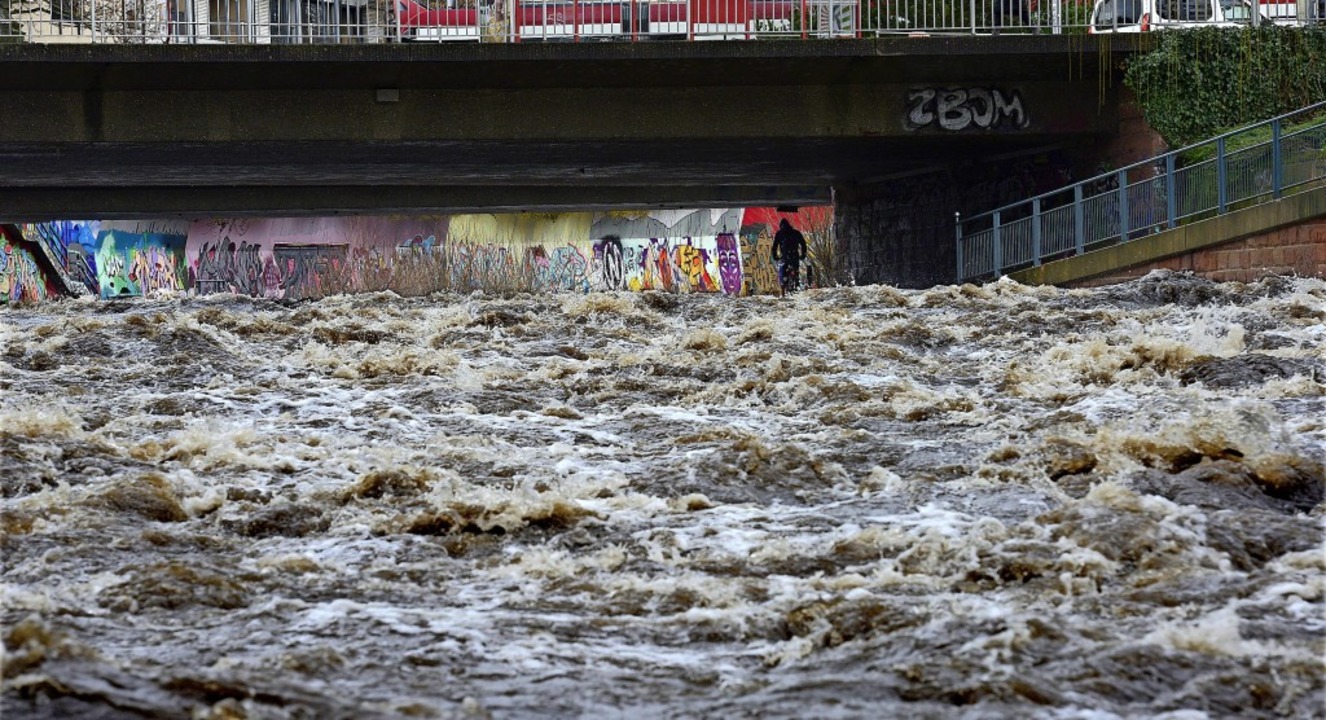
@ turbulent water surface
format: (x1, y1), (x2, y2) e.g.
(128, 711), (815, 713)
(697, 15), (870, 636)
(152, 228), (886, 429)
(2, 271), (1324, 719)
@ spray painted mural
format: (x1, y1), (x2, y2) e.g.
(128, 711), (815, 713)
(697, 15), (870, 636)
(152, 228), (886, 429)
(97, 230), (189, 299)
(30, 221), (100, 296)
(739, 206), (836, 295)
(20, 220), (191, 299)
(189, 217), (450, 299)
(588, 210), (743, 293)
(1, 226), (60, 303)
(14, 208), (833, 301)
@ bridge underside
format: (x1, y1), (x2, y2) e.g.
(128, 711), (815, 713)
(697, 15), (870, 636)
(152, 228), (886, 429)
(0, 37), (1129, 221)
(0, 135), (1072, 220)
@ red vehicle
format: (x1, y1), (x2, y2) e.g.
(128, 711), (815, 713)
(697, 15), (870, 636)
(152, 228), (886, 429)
(398, 1), (486, 40)
(397, 0), (798, 41)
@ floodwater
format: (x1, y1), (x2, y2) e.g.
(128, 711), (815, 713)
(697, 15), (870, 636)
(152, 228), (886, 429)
(1, 271), (1323, 719)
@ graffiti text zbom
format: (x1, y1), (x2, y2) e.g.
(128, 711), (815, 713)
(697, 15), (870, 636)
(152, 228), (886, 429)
(906, 89), (1028, 132)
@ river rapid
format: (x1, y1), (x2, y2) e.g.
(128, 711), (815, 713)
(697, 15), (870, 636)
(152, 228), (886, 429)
(1, 271), (1324, 719)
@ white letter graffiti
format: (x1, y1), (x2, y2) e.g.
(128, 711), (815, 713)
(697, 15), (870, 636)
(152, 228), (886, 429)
(906, 89), (936, 129)
(936, 90), (971, 131)
(906, 88), (1030, 131)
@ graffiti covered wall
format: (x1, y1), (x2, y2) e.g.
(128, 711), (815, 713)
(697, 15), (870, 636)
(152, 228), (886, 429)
(14, 207), (833, 302)
(740, 206), (837, 294)
(31, 221), (100, 296)
(449, 213), (593, 293)
(589, 210), (742, 293)
(21, 220), (191, 299)
(1, 226), (60, 303)
(189, 217), (451, 299)
(96, 230), (189, 299)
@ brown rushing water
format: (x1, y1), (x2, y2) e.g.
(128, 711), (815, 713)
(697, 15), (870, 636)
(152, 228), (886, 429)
(2, 271), (1324, 719)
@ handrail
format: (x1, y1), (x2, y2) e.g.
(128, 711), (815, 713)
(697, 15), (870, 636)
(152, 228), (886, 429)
(966, 100), (1326, 224)
(955, 100), (1326, 283)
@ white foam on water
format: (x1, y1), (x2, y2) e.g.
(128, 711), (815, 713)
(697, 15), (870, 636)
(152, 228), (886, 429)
(4, 278), (1324, 717)
(1141, 604), (1278, 658)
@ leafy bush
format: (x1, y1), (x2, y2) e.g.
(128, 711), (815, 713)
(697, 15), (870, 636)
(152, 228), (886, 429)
(1124, 26), (1326, 149)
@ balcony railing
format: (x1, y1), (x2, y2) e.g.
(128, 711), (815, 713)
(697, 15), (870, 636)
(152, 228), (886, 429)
(2, 0), (1320, 43)
(955, 101), (1326, 283)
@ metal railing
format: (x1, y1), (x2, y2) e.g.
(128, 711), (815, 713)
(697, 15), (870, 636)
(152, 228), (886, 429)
(2, 0), (1320, 43)
(955, 101), (1326, 283)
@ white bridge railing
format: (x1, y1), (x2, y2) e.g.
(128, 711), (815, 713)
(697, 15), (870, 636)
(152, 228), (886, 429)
(2, 0), (1319, 44)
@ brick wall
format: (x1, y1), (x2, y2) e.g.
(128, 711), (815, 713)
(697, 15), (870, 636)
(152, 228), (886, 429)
(1071, 217), (1326, 288)
(1101, 88), (1168, 182)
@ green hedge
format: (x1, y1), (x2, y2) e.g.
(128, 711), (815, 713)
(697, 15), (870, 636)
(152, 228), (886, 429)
(1124, 26), (1326, 149)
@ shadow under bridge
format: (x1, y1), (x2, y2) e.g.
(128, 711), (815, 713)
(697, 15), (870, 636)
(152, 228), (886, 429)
(0, 35), (1133, 220)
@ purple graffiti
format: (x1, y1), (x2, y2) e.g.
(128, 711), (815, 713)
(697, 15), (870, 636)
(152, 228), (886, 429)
(716, 233), (742, 295)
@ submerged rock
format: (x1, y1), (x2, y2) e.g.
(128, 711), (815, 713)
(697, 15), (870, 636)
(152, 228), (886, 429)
(1179, 354), (1323, 388)
(1130, 459), (1323, 514)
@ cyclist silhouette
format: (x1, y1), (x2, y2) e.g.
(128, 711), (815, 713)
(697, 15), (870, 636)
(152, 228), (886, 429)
(771, 219), (807, 296)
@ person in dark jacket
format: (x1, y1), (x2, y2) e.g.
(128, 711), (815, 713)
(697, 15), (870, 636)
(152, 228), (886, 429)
(771, 218), (807, 296)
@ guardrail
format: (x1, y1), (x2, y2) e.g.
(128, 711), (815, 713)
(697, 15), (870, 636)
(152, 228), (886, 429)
(955, 101), (1326, 283)
(2, 0), (1319, 43)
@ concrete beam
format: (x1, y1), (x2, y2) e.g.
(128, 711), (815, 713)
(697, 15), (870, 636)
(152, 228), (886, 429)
(2, 83), (1111, 144)
(0, 183), (833, 222)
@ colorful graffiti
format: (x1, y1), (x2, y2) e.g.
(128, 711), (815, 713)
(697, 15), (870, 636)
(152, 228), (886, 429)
(29, 222), (71, 276)
(26, 221), (99, 295)
(715, 233), (742, 295)
(676, 243), (718, 293)
(1, 227), (59, 303)
(12, 208), (834, 302)
(530, 245), (591, 293)
(738, 224), (779, 296)
(738, 208), (831, 295)
(95, 230), (189, 298)
(587, 235), (734, 294)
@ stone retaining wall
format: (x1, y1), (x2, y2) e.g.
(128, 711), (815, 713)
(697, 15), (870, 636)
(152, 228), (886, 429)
(1069, 216), (1326, 288)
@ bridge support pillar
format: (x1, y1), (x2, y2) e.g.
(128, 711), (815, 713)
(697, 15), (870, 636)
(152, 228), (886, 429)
(834, 173), (962, 289)
(836, 148), (1098, 288)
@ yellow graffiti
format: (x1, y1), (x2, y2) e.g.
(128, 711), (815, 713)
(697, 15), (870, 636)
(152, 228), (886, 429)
(128, 245), (186, 295)
(739, 228), (779, 295)
(1, 239), (50, 303)
(676, 245), (718, 293)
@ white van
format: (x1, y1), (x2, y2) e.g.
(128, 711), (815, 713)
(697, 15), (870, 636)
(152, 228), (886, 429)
(1088, 0), (1278, 31)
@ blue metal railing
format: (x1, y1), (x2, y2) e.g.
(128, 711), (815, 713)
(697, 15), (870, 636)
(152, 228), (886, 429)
(956, 100), (1326, 283)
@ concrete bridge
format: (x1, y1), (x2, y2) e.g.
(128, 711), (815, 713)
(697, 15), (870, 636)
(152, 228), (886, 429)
(0, 35), (1146, 286)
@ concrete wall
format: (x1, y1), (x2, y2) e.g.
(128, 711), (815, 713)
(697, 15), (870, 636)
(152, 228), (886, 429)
(10, 207), (833, 301)
(836, 152), (1082, 288)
